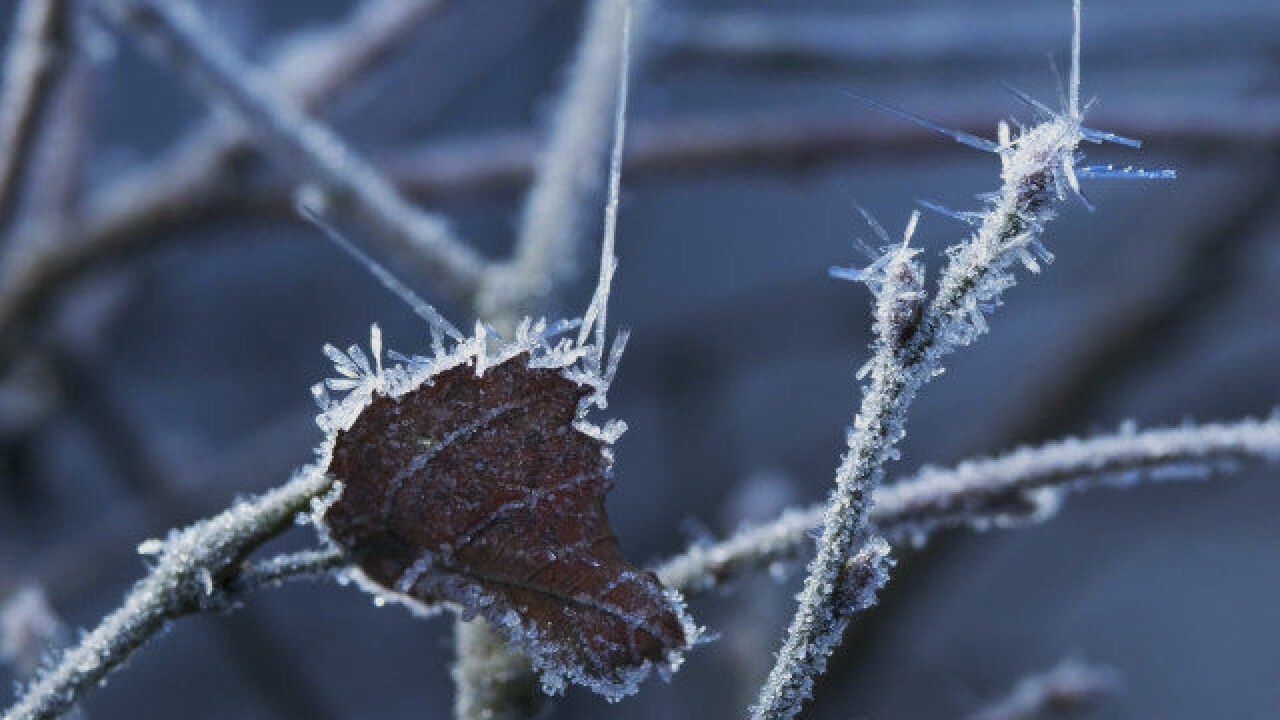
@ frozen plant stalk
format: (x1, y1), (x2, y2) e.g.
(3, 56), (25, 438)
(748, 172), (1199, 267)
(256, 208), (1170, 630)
(751, 2), (1171, 718)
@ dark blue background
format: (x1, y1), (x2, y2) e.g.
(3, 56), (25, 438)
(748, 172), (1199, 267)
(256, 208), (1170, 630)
(2, 0), (1278, 717)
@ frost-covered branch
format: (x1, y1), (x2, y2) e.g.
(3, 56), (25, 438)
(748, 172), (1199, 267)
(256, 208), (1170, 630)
(748, 212), (921, 720)
(90, 0), (485, 297)
(228, 547), (345, 594)
(452, 619), (542, 720)
(1, 470), (332, 720)
(967, 659), (1119, 720)
(0, 0), (72, 229)
(657, 415), (1280, 596)
(477, 0), (650, 326)
(751, 4), (1170, 710)
(9, 407), (1270, 720)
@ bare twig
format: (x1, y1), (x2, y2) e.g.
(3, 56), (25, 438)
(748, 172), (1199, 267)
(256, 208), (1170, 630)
(91, 0), (484, 296)
(1, 469), (333, 720)
(0, 0), (72, 229)
(24, 42), (92, 224)
(477, 0), (650, 326)
(657, 415), (1280, 596)
(967, 659), (1119, 720)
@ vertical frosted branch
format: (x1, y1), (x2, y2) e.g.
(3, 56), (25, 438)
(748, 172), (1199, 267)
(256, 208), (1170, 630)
(750, 220), (921, 720)
(452, 618), (543, 720)
(751, 5), (1153, 710)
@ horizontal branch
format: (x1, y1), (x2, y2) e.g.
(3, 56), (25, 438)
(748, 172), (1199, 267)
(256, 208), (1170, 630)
(966, 659), (1119, 720)
(2, 469), (333, 720)
(659, 4), (1274, 70)
(656, 416), (1280, 596)
(4, 94), (1271, 357)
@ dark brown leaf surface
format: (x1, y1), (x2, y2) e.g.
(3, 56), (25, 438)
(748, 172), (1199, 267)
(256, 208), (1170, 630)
(323, 354), (688, 695)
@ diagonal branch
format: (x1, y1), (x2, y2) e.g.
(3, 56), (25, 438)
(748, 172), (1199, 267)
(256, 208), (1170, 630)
(0, 0), (73, 230)
(1, 470), (334, 720)
(90, 0), (485, 297)
(0, 0), (455, 365)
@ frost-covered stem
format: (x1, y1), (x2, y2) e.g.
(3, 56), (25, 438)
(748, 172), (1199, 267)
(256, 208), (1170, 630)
(229, 547), (346, 594)
(477, 0), (650, 329)
(750, 227), (921, 720)
(748, 401), (898, 720)
(658, 415), (1280, 596)
(967, 659), (1119, 720)
(452, 618), (543, 720)
(91, 0), (485, 297)
(754, 66), (1096, 714)
(1, 471), (332, 720)
(0, 0), (71, 230)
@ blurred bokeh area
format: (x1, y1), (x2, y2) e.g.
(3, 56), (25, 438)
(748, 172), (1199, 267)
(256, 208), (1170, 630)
(1, 0), (1278, 718)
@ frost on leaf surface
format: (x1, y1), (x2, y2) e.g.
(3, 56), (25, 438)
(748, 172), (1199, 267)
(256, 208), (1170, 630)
(303, 8), (688, 700)
(316, 337), (691, 700)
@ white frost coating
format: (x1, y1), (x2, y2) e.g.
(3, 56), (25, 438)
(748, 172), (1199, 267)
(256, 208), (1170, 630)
(752, 5), (1175, 714)
(3, 469), (331, 720)
(306, 10), (692, 701)
(750, 211), (921, 720)
(655, 415), (1280, 598)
